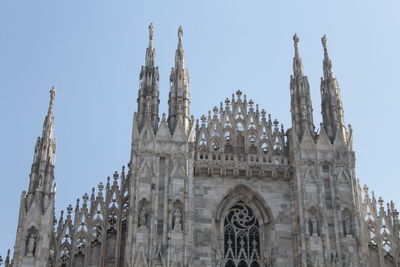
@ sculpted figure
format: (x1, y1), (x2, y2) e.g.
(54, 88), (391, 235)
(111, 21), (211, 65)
(310, 215), (318, 236)
(302, 107), (307, 119)
(139, 207), (147, 227)
(146, 98), (151, 112)
(26, 233), (37, 256)
(214, 247), (221, 267)
(344, 216), (352, 236)
(173, 208), (182, 230)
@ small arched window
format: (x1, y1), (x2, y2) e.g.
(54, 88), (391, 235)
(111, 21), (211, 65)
(224, 201), (261, 267)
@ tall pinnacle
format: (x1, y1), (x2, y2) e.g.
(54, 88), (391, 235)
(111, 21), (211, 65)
(42, 86), (56, 141)
(145, 23), (155, 67)
(149, 22), (154, 41)
(290, 34), (314, 139)
(136, 23), (160, 133)
(178, 26), (183, 45)
(320, 34), (346, 141)
(168, 25), (191, 134)
(293, 33), (304, 76)
(12, 86), (57, 267)
(175, 25), (185, 69)
(27, 86), (57, 196)
(321, 34), (334, 81)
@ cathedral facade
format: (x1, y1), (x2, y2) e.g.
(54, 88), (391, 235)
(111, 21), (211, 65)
(2, 25), (399, 267)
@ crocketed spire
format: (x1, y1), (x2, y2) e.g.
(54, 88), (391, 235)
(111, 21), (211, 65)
(28, 87), (57, 196)
(136, 23), (160, 133)
(290, 34), (314, 140)
(320, 34), (345, 142)
(168, 26), (191, 134)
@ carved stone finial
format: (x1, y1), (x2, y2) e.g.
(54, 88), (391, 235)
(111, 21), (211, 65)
(213, 106), (218, 115)
(394, 209), (399, 218)
(378, 197), (384, 206)
(236, 90), (242, 98)
(200, 115), (207, 125)
(82, 193), (89, 203)
(249, 99), (254, 107)
(273, 119), (279, 128)
(98, 182), (104, 192)
(363, 185), (369, 192)
(225, 98), (230, 107)
(67, 204), (73, 215)
(261, 109), (266, 119)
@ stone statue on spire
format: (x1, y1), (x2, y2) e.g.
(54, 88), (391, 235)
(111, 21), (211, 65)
(321, 34), (328, 50)
(293, 33), (300, 60)
(293, 33), (299, 47)
(178, 26), (183, 43)
(49, 86), (56, 108)
(149, 23), (154, 41)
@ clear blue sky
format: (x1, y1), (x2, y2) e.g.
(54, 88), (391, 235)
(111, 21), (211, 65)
(1, 0), (399, 254)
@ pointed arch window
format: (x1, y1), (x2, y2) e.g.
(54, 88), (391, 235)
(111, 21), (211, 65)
(224, 201), (261, 267)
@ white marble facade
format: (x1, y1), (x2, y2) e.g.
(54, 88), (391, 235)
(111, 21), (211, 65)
(3, 26), (399, 267)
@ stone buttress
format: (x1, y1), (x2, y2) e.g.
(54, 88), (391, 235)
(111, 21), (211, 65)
(289, 35), (365, 267)
(125, 25), (195, 267)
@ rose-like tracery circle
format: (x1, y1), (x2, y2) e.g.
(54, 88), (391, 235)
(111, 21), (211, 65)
(227, 204), (256, 229)
(224, 201), (261, 267)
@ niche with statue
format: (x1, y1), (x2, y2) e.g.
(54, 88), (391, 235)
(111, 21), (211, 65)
(172, 200), (184, 232)
(25, 227), (38, 257)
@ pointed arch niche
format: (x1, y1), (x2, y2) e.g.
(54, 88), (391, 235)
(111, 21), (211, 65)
(214, 185), (273, 267)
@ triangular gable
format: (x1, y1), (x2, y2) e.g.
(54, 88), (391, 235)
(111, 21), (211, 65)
(300, 127), (315, 149)
(172, 116), (187, 142)
(156, 116), (171, 142)
(138, 161), (153, 184)
(171, 161), (186, 179)
(337, 168), (350, 183)
(154, 250), (166, 267)
(134, 249), (149, 267)
(316, 126), (331, 150)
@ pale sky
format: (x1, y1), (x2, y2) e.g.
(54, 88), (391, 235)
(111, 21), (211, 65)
(1, 0), (399, 254)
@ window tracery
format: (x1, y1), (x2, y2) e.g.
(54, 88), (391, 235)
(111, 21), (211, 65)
(223, 201), (261, 267)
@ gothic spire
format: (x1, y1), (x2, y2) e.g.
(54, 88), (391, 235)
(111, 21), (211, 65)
(320, 35), (345, 141)
(293, 33), (303, 76)
(175, 26), (185, 69)
(290, 34), (314, 140)
(145, 23), (155, 67)
(136, 23), (160, 133)
(42, 86), (56, 141)
(168, 25), (191, 134)
(11, 87), (58, 267)
(27, 87), (57, 196)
